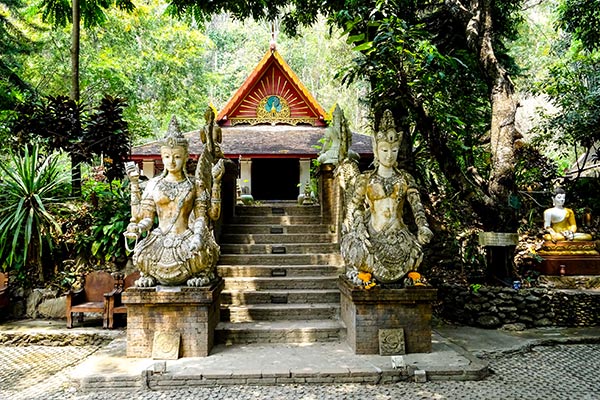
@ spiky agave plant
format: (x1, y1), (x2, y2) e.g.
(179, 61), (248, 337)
(0, 145), (70, 284)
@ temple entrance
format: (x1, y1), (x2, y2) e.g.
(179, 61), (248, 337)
(251, 158), (299, 200)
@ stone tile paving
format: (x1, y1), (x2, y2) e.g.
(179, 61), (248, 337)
(4, 343), (595, 400)
(0, 345), (101, 400)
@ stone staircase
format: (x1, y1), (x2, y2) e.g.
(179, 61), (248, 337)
(215, 202), (346, 344)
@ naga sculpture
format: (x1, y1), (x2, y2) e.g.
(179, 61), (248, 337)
(124, 111), (224, 287)
(338, 109), (433, 285)
(317, 104), (358, 165)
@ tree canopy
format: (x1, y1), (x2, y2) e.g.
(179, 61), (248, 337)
(162, 0), (526, 231)
(1, 0), (598, 234)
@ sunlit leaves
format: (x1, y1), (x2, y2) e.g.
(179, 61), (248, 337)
(0, 145), (69, 281)
(38, 0), (135, 27)
(557, 0), (600, 51)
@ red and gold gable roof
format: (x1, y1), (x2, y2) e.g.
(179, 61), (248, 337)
(217, 49), (327, 127)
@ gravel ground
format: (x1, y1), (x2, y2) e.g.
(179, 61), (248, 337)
(1, 343), (598, 400)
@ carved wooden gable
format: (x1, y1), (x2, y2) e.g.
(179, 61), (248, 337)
(217, 49), (327, 127)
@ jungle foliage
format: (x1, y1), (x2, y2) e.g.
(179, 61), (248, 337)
(11, 94), (131, 184)
(0, 0), (598, 284)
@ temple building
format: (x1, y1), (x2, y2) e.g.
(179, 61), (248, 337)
(130, 46), (372, 201)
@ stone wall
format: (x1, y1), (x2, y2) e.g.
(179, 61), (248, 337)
(437, 284), (600, 328)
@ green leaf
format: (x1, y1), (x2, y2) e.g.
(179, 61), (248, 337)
(353, 42), (374, 52)
(347, 33), (365, 44)
(91, 241), (101, 255)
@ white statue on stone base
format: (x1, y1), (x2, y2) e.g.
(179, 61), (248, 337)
(124, 114), (224, 287)
(338, 109), (433, 286)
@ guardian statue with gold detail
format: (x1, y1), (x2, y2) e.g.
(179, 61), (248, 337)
(124, 112), (225, 287)
(338, 109), (433, 286)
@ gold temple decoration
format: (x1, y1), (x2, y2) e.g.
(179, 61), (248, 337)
(256, 95), (291, 120)
(229, 95), (317, 126)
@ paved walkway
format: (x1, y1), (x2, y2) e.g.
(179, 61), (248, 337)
(0, 319), (599, 399)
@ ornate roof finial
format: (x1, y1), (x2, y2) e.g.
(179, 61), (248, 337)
(160, 115), (189, 149)
(374, 109), (400, 143)
(270, 19), (278, 51)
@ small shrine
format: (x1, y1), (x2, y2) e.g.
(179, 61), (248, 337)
(536, 188), (600, 277)
(131, 44), (372, 201)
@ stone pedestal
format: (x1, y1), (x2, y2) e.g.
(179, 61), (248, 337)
(320, 164), (338, 226)
(538, 254), (600, 275)
(537, 241), (600, 276)
(339, 277), (437, 354)
(478, 232), (519, 283)
(122, 279), (223, 358)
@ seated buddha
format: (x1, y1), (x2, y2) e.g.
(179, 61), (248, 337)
(540, 187), (597, 257)
(543, 188), (592, 242)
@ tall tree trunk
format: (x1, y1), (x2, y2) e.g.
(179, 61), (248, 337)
(447, 0), (518, 230)
(480, 1), (517, 210)
(70, 0), (81, 195)
(71, 0), (80, 103)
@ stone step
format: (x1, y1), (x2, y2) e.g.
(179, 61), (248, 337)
(222, 224), (333, 235)
(235, 204), (321, 216)
(223, 276), (339, 291)
(229, 215), (324, 225)
(215, 320), (346, 344)
(221, 289), (341, 305)
(221, 243), (340, 255)
(220, 233), (337, 244)
(219, 253), (343, 266)
(221, 303), (340, 322)
(218, 264), (342, 278)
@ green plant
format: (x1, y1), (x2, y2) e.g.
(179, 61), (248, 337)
(309, 158), (321, 196)
(470, 283), (482, 294)
(79, 179), (132, 267)
(11, 94), (131, 195)
(0, 145), (70, 284)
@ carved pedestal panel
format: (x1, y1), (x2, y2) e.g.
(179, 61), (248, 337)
(339, 277), (437, 354)
(122, 279), (223, 358)
(537, 241), (600, 276)
(537, 254), (600, 275)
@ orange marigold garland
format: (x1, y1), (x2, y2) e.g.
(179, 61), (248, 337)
(405, 271), (426, 287)
(359, 272), (376, 289)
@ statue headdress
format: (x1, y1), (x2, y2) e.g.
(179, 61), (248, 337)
(374, 109), (400, 143)
(160, 116), (189, 150)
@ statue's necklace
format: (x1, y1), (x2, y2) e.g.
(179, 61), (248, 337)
(159, 178), (192, 201)
(376, 173), (397, 196)
(157, 177), (193, 236)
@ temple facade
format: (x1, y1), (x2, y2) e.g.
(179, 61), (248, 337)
(130, 47), (372, 200)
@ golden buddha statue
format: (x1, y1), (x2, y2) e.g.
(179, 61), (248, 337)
(543, 188), (592, 242)
(540, 187), (596, 256)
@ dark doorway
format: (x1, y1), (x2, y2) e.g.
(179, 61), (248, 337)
(252, 158), (299, 200)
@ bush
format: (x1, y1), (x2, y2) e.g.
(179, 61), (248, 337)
(58, 178), (132, 273)
(0, 146), (70, 286)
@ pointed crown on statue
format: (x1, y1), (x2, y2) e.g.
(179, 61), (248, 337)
(374, 109), (401, 143)
(160, 115), (189, 150)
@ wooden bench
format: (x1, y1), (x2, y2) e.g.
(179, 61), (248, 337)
(105, 271), (140, 329)
(0, 272), (9, 310)
(66, 271), (116, 328)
